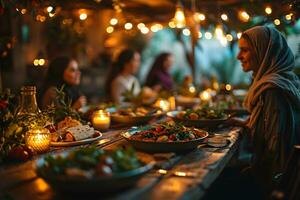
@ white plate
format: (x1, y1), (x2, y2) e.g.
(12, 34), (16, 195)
(50, 132), (102, 147)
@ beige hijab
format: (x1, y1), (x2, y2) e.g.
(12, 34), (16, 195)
(242, 26), (300, 128)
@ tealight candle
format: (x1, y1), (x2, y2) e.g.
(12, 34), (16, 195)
(92, 110), (110, 131)
(25, 127), (51, 153)
(199, 90), (212, 102)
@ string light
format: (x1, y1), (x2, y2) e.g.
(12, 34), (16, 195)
(182, 28), (190, 36)
(194, 12), (206, 22)
(79, 13), (87, 20)
(274, 19), (280, 25)
(106, 26), (114, 33)
(150, 24), (163, 32)
(49, 13), (55, 17)
(205, 32), (212, 39)
(110, 18), (118, 25)
(124, 22), (133, 30)
(168, 21), (176, 28)
(141, 27), (149, 34)
(47, 6), (53, 13)
(215, 25), (223, 39)
(226, 34), (233, 41)
(265, 6), (272, 15)
(221, 13), (228, 21)
(239, 11), (250, 22)
(137, 23), (145, 29)
(21, 9), (27, 14)
(285, 13), (293, 20)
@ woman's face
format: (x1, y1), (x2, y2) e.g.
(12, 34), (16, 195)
(125, 52), (140, 74)
(63, 60), (81, 85)
(237, 37), (258, 73)
(163, 55), (174, 71)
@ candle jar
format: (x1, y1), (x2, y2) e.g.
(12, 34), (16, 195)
(92, 110), (110, 131)
(25, 127), (51, 153)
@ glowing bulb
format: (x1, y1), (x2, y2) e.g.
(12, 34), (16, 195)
(215, 26), (223, 39)
(239, 11), (250, 22)
(79, 13), (87, 20)
(150, 24), (159, 32)
(106, 26), (114, 33)
(124, 23), (133, 30)
(21, 9), (27, 14)
(265, 6), (272, 15)
(33, 59), (39, 66)
(225, 84), (232, 91)
(274, 19), (280, 25)
(137, 23), (145, 29)
(110, 18), (118, 25)
(285, 14), (292, 20)
(205, 32), (212, 39)
(47, 6), (53, 13)
(141, 27), (149, 34)
(39, 59), (45, 66)
(198, 13), (205, 21)
(221, 13), (228, 21)
(49, 13), (55, 17)
(182, 28), (190, 36)
(226, 34), (233, 42)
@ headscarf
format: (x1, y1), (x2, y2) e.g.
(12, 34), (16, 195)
(242, 26), (300, 128)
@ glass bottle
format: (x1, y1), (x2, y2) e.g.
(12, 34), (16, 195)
(17, 86), (41, 116)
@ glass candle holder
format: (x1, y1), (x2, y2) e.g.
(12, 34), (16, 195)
(92, 110), (110, 131)
(25, 127), (51, 153)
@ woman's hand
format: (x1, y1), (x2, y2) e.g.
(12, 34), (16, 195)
(72, 96), (87, 110)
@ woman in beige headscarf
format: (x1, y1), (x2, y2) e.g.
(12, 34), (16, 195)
(234, 26), (300, 191)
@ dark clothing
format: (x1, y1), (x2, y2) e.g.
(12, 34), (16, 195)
(145, 70), (174, 91)
(251, 88), (300, 190)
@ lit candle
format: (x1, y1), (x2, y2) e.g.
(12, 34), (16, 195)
(92, 110), (110, 131)
(154, 98), (170, 112)
(25, 128), (51, 153)
(199, 90), (212, 102)
(168, 96), (176, 110)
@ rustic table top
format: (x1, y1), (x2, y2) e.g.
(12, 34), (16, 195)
(0, 122), (242, 200)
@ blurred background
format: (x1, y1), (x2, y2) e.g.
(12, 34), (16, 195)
(0, 0), (299, 103)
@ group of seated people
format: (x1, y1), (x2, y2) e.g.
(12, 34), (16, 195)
(40, 49), (174, 109)
(39, 26), (300, 198)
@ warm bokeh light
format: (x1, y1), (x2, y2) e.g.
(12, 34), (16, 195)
(137, 23), (145, 29)
(47, 6), (53, 13)
(220, 36), (228, 46)
(106, 26), (114, 33)
(38, 59), (45, 66)
(150, 24), (163, 32)
(168, 21), (176, 28)
(110, 18), (118, 25)
(141, 27), (149, 34)
(21, 9), (27, 14)
(285, 13), (292, 20)
(274, 19), (280, 25)
(182, 28), (190, 36)
(226, 34), (233, 41)
(205, 32), (212, 39)
(225, 84), (232, 91)
(124, 22), (133, 30)
(198, 13), (206, 21)
(265, 6), (272, 15)
(215, 26), (223, 39)
(33, 59), (39, 66)
(79, 13), (87, 20)
(221, 13), (228, 21)
(239, 11), (250, 22)
(49, 13), (55, 17)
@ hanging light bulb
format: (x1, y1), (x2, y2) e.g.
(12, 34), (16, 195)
(173, 2), (186, 28)
(239, 10), (250, 22)
(215, 25), (223, 39)
(265, 6), (272, 15)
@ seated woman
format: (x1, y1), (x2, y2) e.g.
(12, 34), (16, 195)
(105, 49), (141, 104)
(41, 56), (87, 110)
(145, 52), (174, 91)
(234, 26), (300, 192)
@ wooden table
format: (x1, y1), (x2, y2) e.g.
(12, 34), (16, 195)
(0, 125), (242, 200)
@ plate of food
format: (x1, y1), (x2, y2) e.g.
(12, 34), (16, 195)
(111, 107), (162, 125)
(121, 123), (208, 153)
(167, 108), (230, 128)
(47, 117), (102, 147)
(36, 147), (155, 193)
(175, 95), (200, 108)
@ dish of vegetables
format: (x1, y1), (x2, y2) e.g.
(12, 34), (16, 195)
(122, 123), (208, 153)
(36, 147), (154, 193)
